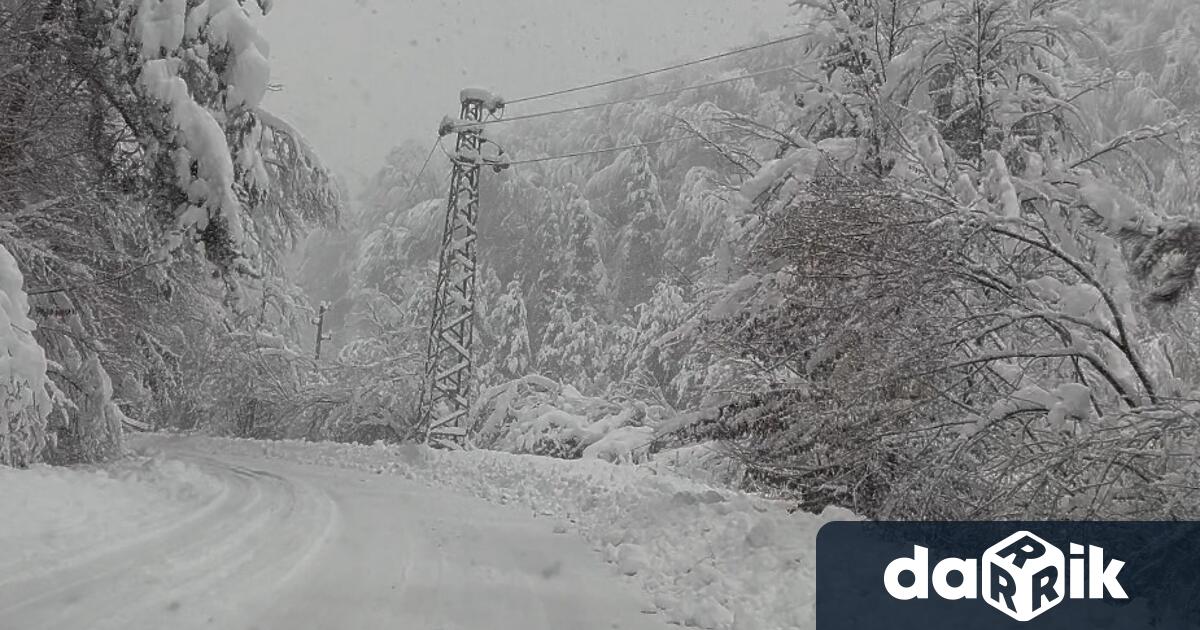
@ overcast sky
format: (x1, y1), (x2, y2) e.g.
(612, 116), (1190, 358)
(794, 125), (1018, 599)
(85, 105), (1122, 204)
(258, 0), (793, 189)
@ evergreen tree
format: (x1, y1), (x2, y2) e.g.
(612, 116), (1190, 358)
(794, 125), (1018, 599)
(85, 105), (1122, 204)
(529, 185), (608, 326)
(536, 292), (605, 392)
(58, 0), (279, 270)
(560, 193), (609, 311)
(616, 147), (667, 306)
(474, 267), (504, 387)
(1, 0), (339, 461)
(617, 281), (698, 408)
(0, 244), (57, 467)
(482, 280), (533, 383)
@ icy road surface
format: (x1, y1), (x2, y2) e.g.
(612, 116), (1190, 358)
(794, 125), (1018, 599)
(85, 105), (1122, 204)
(0, 438), (674, 630)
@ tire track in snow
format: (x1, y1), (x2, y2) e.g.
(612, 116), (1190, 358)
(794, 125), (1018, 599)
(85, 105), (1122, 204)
(0, 455), (339, 630)
(8, 437), (683, 630)
(0, 461), (243, 616)
(0, 464), (234, 587)
(97, 462), (339, 630)
(0, 459), (270, 627)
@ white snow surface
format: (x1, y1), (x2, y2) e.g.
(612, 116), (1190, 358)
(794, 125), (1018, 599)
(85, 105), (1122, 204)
(1, 434), (854, 630)
(0, 457), (222, 583)
(171, 435), (855, 630)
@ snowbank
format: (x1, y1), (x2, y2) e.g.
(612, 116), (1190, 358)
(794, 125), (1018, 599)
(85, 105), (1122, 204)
(175, 436), (859, 630)
(472, 375), (669, 464)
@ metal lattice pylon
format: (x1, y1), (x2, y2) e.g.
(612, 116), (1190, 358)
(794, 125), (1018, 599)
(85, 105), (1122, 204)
(418, 93), (486, 447)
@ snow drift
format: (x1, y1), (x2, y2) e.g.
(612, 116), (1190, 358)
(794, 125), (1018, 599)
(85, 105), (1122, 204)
(175, 435), (858, 630)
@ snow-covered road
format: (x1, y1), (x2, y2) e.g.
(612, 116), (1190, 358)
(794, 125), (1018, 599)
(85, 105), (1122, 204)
(0, 437), (674, 630)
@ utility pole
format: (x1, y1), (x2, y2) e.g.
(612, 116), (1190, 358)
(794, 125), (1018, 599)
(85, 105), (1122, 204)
(312, 301), (331, 360)
(417, 88), (506, 448)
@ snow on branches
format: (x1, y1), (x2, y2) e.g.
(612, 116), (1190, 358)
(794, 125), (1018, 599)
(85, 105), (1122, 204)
(0, 246), (58, 467)
(697, 0), (1200, 518)
(108, 0), (275, 267)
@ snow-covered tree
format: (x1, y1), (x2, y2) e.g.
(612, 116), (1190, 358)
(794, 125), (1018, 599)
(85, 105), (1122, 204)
(480, 279), (533, 385)
(616, 281), (700, 408)
(558, 191), (609, 311)
(616, 147), (668, 306)
(665, 167), (729, 273)
(689, 0), (1200, 518)
(128, 0), (273, 266)
(2, 0), (340, 460)
(0, 245), (57, 467)
(537, 293), (606, 392)
(25, 0), (278, 272)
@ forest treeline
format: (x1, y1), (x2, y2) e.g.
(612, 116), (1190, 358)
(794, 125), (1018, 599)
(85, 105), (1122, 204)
(6, 0), (1200, 520)
(312, 0), (1200, 519)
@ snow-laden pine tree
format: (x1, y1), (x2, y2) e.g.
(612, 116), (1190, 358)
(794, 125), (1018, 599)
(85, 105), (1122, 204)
(529, 185), (608, 324)
(616, 147), (668, 306)
(560, 192), (610, 311)
(616, 281), (699, 409)
(116, 0), (272, 266)
(536, 292), (606, 393)
(3, 0), (341, 458)
(665, 167), (730, 275)
(0, 245), (58, 467)
(480, 279), (533, 385)
(473, 267), (504, 388)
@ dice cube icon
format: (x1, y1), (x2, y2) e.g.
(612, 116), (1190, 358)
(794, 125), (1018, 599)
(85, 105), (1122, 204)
(982, 531), (1065, 621)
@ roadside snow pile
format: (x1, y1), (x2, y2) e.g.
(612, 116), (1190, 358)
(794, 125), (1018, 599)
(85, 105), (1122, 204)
(471, 375), (669, 464)
(0, 456), (221, 577)
(178, 436), (859, 630)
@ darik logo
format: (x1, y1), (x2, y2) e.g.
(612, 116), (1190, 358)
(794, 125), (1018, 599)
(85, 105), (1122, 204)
(883, 530), (1129, 622)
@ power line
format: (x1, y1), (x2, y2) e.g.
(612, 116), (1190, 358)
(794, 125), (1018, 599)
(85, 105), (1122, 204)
(506, 32), (809, 105)
(440, 128), (719, 167)
(505, 130), (735, 166)
(1075, 41), (1171, 64)
(27, 259), (165, 296)
(482, 64), (800, 128)
(397, 137), (440, 207)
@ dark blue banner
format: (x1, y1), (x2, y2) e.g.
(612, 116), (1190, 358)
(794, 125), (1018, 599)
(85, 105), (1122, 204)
(817, 522), (1200, 629)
